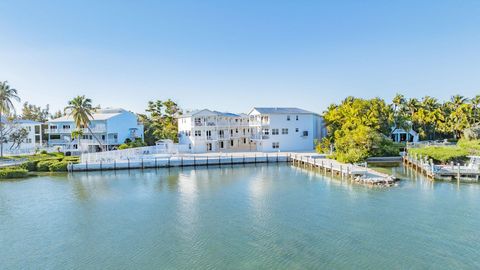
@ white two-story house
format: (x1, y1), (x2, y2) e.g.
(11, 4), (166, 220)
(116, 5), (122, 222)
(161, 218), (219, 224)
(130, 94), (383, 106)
(1, 117), (43, 154)
(177, 107), (326, 153)
(248, 107), (325, 151)
(178, 109), (253, 153)
(47, 108), (144, 154)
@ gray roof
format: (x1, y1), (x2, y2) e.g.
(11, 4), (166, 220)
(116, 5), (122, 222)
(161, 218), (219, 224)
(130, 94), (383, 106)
(49, 108), (127, 123)
(13, 119), (43, 125)
(250, 107), (317, 115)
(178, 109), (243, 118)
(0, 117), (42, 125)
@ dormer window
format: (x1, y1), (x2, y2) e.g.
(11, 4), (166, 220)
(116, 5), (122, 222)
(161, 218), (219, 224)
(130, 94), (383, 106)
(296, 115), (299, 121)
(287, 115), (290, 121)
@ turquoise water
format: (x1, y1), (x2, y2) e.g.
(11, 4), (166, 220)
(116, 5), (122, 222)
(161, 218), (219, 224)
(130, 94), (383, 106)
(1, 164), (479, 269)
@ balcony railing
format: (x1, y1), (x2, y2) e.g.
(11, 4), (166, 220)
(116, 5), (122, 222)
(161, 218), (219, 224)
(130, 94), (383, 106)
(250, 135), (269, 140)
(47, 127), (107, 134)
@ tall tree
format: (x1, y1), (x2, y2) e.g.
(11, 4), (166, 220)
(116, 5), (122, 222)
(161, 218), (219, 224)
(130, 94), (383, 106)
(0, 81), (21, 157)
(141, 99), (182, 144)
(64, 96), (103, 152)
(21, 102), (50, 122)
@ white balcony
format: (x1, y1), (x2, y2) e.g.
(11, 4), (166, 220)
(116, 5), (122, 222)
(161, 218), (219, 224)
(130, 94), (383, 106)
(250, 134), (269, 140)
(47, 127), (107, 134)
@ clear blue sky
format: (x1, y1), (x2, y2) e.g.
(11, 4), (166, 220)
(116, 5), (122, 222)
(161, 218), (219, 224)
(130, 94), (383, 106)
(1, 0), (479, 115)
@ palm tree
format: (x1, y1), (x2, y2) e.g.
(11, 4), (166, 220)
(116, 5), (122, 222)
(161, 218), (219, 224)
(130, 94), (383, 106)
(64, 96), (103, 152)
(471, 95), (480, 124)
(71, 129), (84, 151)
(0, 81), (21, 157)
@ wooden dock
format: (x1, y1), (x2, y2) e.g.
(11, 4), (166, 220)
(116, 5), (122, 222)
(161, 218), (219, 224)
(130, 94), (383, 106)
(290, 154), (397, 186)
(403, 153), (480, 181)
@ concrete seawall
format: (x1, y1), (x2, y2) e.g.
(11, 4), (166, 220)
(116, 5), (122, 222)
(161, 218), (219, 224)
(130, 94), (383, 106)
(69, 153), (289, 172)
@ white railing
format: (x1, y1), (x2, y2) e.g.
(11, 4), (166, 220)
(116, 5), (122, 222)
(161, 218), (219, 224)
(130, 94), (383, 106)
(1, 146), (59, 156)
(81, 144), (191, 163)
(46, 127), (107, 134)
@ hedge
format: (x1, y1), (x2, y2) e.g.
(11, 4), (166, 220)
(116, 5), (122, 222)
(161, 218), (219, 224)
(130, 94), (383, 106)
(21, 160), (40, 171)
(37, 160), (59, 172)
(49, 161), (69, 172)
(62, 156), (80, 162)
(0, 168), (29, 179)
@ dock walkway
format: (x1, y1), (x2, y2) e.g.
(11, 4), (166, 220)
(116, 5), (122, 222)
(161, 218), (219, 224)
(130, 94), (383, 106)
(290, 154), (397, 186)
(403, 154), (480, 181)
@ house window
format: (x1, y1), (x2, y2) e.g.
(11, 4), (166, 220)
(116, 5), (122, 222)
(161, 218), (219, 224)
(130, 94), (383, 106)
(295, 128), (299, 132)
(195, 130), (202, 136)
(263, 128), (269, 135)
(235, 128), (238, 133)
(243, 138), (247, 144)
(230, 140), (234, 146)
(282, 128), (288, 135)
(272, 129), (279, 135)
(302, 131), (309, 137)
(220, 141), (224, 148)
(50, 135), (60, 140)
(287, 115), (290, 121)
(272, 142), (280, 149)
(62, 124), (70, 129)
(296, 115), (299, 120)
(51, 125), (57, 130)
(194, 118), (202, 126)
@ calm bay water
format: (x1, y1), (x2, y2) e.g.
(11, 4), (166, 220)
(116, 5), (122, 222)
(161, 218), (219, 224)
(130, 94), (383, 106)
(1, 164), (479, 269)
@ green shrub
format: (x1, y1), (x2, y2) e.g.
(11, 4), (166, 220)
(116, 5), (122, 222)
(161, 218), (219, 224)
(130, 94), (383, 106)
(408, 146), (469, 164)
(39, 150), (48, 155)
(62, 156), (80, 162)
(118, 143), (130, 150)
(49, 161), (69, 172)
(0, 168), (29, 179)
(21, 160), (40, 171)
(37, 160), (59, 171)
(457, 139), (480, 154)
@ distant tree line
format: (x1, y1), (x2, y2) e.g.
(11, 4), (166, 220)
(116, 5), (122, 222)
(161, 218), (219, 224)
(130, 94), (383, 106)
(318, 94), (480, 163)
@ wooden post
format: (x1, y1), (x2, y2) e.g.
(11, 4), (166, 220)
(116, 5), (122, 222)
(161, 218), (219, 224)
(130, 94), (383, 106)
(330, 163), (333, 177)
(457, 163), (461, 182)
(100, 161), (102, 171)
(114, 160), (116, 170)
(340, 165), (343, 179)
(430, 159), (434, 177)
(86, 160), (88, 171)
(141, 158), (144, 170)
(194, 156), (196, 167)
(181, 156), (184, 166)
(154, 157), (157, 168)
(127, 158), (130, 170)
